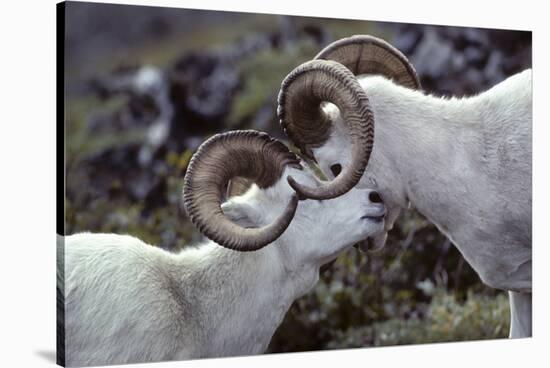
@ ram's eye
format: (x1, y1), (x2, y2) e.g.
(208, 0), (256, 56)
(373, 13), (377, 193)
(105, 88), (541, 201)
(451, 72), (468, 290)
(330, 164), (342, 177)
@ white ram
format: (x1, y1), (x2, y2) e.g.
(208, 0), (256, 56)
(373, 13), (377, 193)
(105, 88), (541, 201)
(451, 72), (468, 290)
(59, 130), (386, 366)
(277, 35), (532, 338)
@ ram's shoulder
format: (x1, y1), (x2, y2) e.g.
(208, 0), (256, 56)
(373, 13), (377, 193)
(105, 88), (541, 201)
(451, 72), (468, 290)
(510, 68), (532, 86)
(483, 69), (531, 104)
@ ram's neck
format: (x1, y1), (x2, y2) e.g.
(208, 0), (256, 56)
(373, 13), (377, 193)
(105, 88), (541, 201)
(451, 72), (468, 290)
(364, 77), (490, 238)
(365, 72), (531, 247)
(173, 239), (318, 357)
(362, 72), (532, 291)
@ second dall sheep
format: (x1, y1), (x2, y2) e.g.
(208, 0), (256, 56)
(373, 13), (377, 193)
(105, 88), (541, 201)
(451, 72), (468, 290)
(277, 35), (532, 338)
(59, 130), (387, 366)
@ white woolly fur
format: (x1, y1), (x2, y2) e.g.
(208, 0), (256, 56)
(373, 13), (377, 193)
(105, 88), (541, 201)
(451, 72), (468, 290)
(313, 69), (532, 338)
(60, 165), (386, 366)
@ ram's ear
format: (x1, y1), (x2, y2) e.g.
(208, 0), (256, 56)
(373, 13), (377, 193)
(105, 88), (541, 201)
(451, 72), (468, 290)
(221, 201), (257, 228)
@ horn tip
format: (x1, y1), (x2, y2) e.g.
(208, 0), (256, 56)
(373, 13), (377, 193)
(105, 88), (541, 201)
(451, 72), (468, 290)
(287, 175), (307, 201)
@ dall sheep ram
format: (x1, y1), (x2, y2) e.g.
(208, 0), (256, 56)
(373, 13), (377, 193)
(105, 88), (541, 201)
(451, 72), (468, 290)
(59, 130), (387, 366)
(277, 35), (532, 338)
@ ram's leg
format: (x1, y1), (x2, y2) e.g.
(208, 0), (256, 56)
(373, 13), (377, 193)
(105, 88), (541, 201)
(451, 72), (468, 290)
(509, 291), (532, 338)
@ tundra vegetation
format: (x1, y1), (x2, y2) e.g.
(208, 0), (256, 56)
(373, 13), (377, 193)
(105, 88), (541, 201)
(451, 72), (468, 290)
(64, 2), (530, 352)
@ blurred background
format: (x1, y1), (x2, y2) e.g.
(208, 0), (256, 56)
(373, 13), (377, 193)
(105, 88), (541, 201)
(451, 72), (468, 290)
(63, 2), (531, 352)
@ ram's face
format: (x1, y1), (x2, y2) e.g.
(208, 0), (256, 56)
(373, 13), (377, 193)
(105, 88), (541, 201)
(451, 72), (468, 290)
(311, 111), (352, 183)
(311, 128), (402, 252)
(270, 166), (386, 261)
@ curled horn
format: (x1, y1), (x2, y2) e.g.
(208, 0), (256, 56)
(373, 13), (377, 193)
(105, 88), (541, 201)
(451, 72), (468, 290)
(183, 130), (301, 251)
(315, 34), (421, 89)
(278, 35), (419, 200)
(278, 59), (374, 200)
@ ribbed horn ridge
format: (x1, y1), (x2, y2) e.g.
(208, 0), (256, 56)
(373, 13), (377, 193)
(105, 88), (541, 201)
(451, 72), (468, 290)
(278, 60), (374, 200)
(315, 34), (421, 89)
(183, 130), (301, 251)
